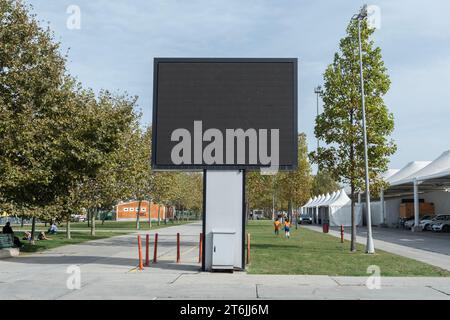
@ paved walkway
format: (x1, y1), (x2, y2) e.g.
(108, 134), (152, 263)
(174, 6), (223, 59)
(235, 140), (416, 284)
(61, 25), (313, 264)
(303, 225), (450, 272)
(1, 222), (450, 300)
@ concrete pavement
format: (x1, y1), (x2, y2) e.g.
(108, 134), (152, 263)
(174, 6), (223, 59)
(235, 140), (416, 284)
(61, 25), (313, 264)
(1, 222), (450, 300)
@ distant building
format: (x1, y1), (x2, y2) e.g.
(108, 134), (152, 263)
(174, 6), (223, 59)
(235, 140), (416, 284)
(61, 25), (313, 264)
(115, 200), (167, 221)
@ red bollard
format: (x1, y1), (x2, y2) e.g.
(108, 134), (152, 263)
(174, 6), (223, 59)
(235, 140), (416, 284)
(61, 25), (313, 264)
(176, 233), (181, 263)
(137, 235), (143, 270)
(153, 233), (158, 263)
(198, 233), (203, 263)
(340, 225), (344, 243)
(246, 233), (251, 265)
(145, 234), (150, 266)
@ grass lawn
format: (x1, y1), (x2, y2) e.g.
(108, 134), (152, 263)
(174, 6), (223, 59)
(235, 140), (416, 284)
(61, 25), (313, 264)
(12, 219), (194, 231)
(12, 220), (196, 253)
(246, 220), (450, 277)
(14, 231), (128, 253)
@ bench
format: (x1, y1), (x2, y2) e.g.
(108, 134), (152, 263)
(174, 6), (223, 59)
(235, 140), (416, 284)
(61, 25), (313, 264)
(0, 234), (20, 258)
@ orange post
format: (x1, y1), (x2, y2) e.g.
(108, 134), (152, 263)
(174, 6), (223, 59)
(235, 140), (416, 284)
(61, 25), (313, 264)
(198, 233), (203, 263)
(246, 233), (251, 265)
(145, 234), (150, 266)
(340, 225), (344, 243)
(153, 233), (158, 263)
(137, 235), (143, 270)
(176, 233), (181, 263)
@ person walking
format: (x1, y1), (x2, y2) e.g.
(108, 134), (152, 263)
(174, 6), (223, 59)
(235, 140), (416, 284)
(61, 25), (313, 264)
(274, 218), (281, 235)
(284, 219), (291, 239)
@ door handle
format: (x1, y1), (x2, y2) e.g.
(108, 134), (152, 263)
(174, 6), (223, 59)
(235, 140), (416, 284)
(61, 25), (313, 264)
(213, 246), (216, 253)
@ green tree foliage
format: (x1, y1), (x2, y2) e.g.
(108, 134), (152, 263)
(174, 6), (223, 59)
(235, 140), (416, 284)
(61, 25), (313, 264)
(276, 133), (313, 219)
(247, 134), (312, 219)
(312, 170), (340, 196)
(309, 19), (396, 251)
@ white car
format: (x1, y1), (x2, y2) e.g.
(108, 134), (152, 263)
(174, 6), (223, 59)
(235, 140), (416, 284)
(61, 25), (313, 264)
(418, 216), (438, 231)
(426, 214), (450, 231)
(431, 215), (450, 232)
(405, 215), (433, 230)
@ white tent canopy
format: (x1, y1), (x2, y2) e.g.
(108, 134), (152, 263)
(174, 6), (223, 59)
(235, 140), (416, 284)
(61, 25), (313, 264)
(393, 151), (450, 185)
(318, 193), (331, 207)
(382, 169), (400, 181)
(301, 189), (362, 227)
(328, 189), (362, 227)
(388, 161), (431, 185)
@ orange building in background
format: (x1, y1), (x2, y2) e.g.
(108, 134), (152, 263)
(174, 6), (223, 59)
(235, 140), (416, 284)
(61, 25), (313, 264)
(115, 200), (166, 221)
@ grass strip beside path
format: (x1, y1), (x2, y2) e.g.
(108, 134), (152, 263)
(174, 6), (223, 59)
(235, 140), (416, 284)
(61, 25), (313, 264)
(13, 220), (197, 254)
(246, 220), (450, 277)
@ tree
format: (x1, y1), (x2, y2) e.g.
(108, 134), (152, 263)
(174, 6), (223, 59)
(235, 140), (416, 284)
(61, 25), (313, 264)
(312, 170), (340, 196)
(0, 0), (71, 240)
(310, 19), (396, 251)
(247, 134), (313, 220)
(276, 133), (313, 221)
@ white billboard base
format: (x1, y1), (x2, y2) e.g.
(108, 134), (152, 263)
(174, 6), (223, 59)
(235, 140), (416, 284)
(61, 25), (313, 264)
(202, 170), (245, 271)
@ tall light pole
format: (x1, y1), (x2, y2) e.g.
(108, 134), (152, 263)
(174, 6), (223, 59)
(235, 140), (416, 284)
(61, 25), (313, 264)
(314, 86), (323, 153)
(353, 4), (375, 254)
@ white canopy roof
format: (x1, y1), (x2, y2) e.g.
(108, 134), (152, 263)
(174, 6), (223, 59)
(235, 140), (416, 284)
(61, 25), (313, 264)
(393, 151), (450, 185)
(382, 169), (400, 181)
(303, 198), (313, 207)
(388, 161), (431, 185)
(320, 191), (338, 206)
(303, 190), (351, 208)
(305, 195), (323, 208)
(318, 193), (331, 207)
(304, 196), (317, 208)
(329, 189), (351, 206)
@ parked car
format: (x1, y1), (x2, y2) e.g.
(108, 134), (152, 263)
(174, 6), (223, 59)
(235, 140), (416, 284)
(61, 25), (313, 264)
(299, 214), (313, 224)
(404, 215), (433, 230)
(427, 214), (450, 231)
(431, 215), (450, 232)
(418, 215), (438, 231)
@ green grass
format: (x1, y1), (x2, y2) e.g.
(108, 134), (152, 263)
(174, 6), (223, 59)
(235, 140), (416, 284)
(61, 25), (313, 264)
(12, 220), (196, 253)
(246, 220), (450, 277)
(11, 219), (194, 231)
(14, 231), (128, 253)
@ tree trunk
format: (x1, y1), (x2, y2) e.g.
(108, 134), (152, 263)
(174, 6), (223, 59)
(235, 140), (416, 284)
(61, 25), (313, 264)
(66, 216), (71, 239)
(91, 208), (96, 236)
(350, 183), (356, 252)
(136, 200), (142, 230)
(87, 209), (90, 228)
(21, 216), (24, 228)
(30, 216), (36, 244)
(157, 205), (161, 226)
(288, 200), (293, 222)
(164, 206), (167, 224)
(148, 202), (152, 229)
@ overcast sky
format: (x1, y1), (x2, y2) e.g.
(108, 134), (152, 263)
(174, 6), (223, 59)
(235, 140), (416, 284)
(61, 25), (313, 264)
(30, 0), (450, 171)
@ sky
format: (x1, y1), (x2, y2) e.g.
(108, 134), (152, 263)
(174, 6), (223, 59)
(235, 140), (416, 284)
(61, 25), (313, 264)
(29, 0), (450, 172)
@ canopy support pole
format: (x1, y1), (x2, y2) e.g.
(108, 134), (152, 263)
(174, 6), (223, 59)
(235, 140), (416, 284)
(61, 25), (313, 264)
(380, 189), (386, 226)
(412, 179), (421, 232)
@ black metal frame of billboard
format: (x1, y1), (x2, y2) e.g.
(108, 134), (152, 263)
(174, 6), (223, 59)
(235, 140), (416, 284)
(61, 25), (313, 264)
(151, 57), (298, 171)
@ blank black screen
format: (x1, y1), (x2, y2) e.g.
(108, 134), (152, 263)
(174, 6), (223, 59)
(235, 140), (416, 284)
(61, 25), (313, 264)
(152, 59), (297, 170)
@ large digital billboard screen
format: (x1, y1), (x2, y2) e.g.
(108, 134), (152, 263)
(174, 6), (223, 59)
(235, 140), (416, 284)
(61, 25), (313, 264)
(152, 58), (298, 171)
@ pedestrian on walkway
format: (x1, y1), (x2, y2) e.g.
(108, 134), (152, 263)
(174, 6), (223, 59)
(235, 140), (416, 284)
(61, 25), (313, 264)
(284, 219), (291, 239)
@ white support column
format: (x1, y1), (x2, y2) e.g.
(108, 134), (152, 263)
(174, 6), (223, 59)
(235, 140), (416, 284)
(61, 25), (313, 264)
(412, 179), (421, 232)
(380, 189), (386, 226)
(316, 206), (319, 224)
(204, 171), (244, 271)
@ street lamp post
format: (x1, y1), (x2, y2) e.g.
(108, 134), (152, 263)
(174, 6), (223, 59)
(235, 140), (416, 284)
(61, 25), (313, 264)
(353, 4), (375, 254)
